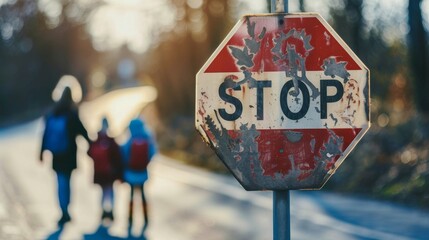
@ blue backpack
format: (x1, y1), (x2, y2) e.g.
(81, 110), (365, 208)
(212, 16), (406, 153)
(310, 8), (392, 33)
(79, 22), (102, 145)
(44, 115), (69, 154)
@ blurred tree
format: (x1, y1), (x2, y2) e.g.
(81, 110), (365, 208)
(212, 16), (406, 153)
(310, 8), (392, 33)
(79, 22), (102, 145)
(325, 0), (417, 202)
(330, 0), (408, 105)
(142, 0), (258, 172)
(0, 0), (101, 126)
(329, 0), (364, 55)
(408, 0), (429, 114)
(145, 0), (234, 121)
(323, 0), (429, 209)
(265, 0), (305, 12)
(298, 0), (305, 12)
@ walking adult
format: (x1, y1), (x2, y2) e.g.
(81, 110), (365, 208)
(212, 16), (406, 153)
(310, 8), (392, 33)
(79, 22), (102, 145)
(40, 86), (90, 226)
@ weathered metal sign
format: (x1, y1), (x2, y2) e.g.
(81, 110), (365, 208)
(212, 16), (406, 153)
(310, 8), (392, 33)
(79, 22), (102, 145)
(195, 13), (370, 191)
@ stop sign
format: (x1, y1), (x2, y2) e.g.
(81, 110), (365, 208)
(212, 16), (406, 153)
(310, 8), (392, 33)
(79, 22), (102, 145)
(195, 13), (370, 191)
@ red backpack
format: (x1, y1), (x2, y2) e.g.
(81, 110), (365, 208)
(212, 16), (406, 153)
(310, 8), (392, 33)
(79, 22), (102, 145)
(88, 141), (112, 176)
(128, 139), (150, 171)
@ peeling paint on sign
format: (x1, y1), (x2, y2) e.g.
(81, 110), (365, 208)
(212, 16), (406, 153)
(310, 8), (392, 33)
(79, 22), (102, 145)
(272, 28), (319, 100)
(322, 57), (351, 83)
(285, 131), (303, 143)
(196, 13), (370, 190)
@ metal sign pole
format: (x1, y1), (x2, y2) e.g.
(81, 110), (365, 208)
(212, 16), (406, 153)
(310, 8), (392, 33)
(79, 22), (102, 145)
(273, 191), (290, 240)
(271, 0), (288, 13)
(270, 1), (290, 239)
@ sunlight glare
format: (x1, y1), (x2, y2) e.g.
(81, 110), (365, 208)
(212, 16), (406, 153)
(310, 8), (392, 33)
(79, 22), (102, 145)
(91, 70), (107, 88)
(52, 75), (83, 103)
(80, 86), (158, 137)
(187, 0), (203, 9)
(87, 0), (175, 53)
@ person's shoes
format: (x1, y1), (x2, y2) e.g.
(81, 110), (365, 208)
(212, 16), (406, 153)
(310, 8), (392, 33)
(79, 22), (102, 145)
(101, 210), (106, 220)
(142, 221), (149, 232)
(102, 210), (114, 220)
(101, 210), (114, 226)
(107, 211), (114, 221)
(58, 213), (71, 226)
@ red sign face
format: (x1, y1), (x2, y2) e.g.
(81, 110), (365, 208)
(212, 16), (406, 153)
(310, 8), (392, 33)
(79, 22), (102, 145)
(196, 13), (370, 190)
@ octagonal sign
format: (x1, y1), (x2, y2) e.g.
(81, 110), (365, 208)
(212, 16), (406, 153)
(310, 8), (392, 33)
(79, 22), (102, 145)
(195, 13), (370, 191)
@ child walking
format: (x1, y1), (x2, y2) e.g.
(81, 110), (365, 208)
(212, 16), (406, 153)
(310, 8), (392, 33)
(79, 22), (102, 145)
(121, 118), (156, 234)
(88, 117), (123, 223)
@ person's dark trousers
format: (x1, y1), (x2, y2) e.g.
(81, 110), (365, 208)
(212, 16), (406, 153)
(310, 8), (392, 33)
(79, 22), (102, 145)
(129, 185), (149, 232)
(56, 171), (72, 225)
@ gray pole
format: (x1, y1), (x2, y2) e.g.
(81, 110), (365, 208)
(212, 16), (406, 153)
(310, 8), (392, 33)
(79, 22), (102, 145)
(271, 0), (289, 13)
(271, 1), (290, 240)
(273, 191), (291, 240)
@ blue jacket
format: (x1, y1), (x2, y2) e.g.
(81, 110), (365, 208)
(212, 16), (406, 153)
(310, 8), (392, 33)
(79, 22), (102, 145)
(121, 118), (157, 185)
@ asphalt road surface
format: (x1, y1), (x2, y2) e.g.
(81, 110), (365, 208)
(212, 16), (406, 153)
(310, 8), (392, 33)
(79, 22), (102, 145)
(1, 120), (429, 240)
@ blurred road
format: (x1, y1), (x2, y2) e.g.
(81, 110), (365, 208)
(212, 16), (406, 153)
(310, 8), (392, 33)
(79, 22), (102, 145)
(0, 88), (429, 240)
(2, 122), (429, 240)
(79, 86), (158, 137)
